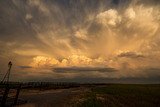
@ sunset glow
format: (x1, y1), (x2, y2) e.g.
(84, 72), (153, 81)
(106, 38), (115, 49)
(0, 0), (160, 83)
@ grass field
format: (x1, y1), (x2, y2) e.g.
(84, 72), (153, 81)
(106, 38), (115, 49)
(75, 84), (160, 107)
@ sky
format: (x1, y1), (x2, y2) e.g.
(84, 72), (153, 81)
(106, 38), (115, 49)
(0, 0), (160, 83)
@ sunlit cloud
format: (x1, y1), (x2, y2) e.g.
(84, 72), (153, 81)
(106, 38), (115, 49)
(0, 0), (160, 82)
(96, 9), (121, 27)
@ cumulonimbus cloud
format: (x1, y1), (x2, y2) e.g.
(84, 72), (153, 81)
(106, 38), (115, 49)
(0, 0), (160, 82)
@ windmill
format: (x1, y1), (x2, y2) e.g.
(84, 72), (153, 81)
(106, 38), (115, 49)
(1, 61), (12, 83)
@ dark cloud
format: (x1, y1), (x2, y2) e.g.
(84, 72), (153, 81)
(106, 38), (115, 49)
(142, 68), (160, 77)
(136, 0), (160, 6)
(117, 52), (145, 58)
(53, 66), (117, 73)
(18, 65), (32, 69)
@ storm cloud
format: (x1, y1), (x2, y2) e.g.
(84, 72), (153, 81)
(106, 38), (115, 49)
(0, 0), (160, 83)
(53, 66), (117, 73)
(117, 51), (145, 58)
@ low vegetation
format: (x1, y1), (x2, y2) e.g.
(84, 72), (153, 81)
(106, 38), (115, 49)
(75, 84), (160, 107)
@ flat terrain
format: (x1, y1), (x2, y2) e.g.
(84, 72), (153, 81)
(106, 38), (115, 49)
(16, 84), (160, 107)
(77, 84), (160, 107)
(16, 87), (89, 107)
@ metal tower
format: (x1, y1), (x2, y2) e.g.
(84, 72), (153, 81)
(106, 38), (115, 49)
(1, 61), (12, 83)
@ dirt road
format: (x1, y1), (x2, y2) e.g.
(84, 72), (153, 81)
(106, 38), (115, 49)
(16, 87), (88, 107)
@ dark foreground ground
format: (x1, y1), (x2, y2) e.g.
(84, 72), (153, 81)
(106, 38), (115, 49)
(15, 84), (160, 107)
